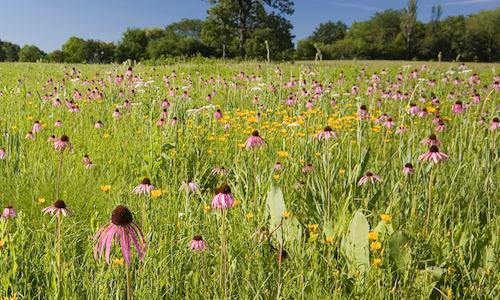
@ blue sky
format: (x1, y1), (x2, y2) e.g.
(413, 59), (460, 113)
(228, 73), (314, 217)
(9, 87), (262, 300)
(0, 0), (498, 53)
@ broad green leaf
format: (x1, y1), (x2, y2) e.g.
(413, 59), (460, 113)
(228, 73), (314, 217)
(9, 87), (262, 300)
(389, 231), (410, 274)
(266, 182), (286, 228)
(344, 211), (369, 275)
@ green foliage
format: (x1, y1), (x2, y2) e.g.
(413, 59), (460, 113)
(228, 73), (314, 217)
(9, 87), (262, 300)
(265, 183), (286, 228)
(18, 45), (44, 62)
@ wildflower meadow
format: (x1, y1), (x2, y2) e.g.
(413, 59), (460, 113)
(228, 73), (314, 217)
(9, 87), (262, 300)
(0, 60), (499, 299)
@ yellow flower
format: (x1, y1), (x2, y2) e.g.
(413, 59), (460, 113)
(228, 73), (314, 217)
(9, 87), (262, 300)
(143, 116), (148, 119)
(205, 206), (211, 212)
(283, 211), (291, 218)
(315, 152), (321, 156)
(103, 134), (109, 139)
(273, 175), (280, 180)
(238, 144), (245, 148)
(208, 136), (214, 141)
(136, 130), (141, 134)
(339, 170), (346, 174)
(11, 126), (17, 130)
(277, 151), (289, 158)
(426, 107), (436, 113)
(370, 242), (382, 251)
(38, 198), (45, 204)
(310, 232), (319, 239)
(28, 116), (33, 120)
(28, 102), (32, 105)
(177, 129), (182, 133)
(351, 140), (356, 144)
(368, 232), (378, 241)
(100, 185), (111, 192)
(172, 150), (177, 156)
(325, 237), (334, 243)
(151, 190), (162, 198)
(233, 200), (241, 207)
(245, 213), (253, 220)
(380, 214), (392, 222)
(41, 123), (47, 128)
(207, 150), (212, 154)
(373, 258), (382, 266)
(113, 258), (124, 266)
(308, 224), (319, 231)
(0, 239), (5, 247)
(447, 289), (452, 297)
(219, 137), (225, 142)
(108, 160), (112, 164)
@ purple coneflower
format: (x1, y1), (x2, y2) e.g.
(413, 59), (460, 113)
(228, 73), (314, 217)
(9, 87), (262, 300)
(358, 172), (382, 185)
(42, 200), (73, 217)
(314, 126), (337, 140)
(360, 105), (370, 118)
(112, 109), (121, 118)
(382, 118), (395, 128)
(419, 145), (449, 164)
(95, 120), (103, 129)
(93, 205), (145, 265)
(179, 180), (200, 195)
(213, 109), (223, 119)
(133, 178), (155, 197)
(25, 131), (34, 140)
(211, 183), (234, 210)
(2, 205), (17, 220)
(170, 117), (180, 126)
(435, 121), (447, 131)
(302, 163), (313, 173)
(54, 135), (73, 153)
(211, 166), (228, 175)
(157, 119), (166, 126)
(403, 163), (415, 174)
(82, 155), (90, 164)
(47, 135), (58, 142)
(33, 120), (42, 133)
(0, 148), (5, 159)
(161, 109), (168, 118)
(489, 117), (500, 130)
(452, 101), (463, 114)
(274, 161), (283, 171)
(395, 126), (407, 134)
(54, 120), (62, 127)
(190, 235), (209, 252)
(243, 130), (265, 149)
(421, 134), (442, 147)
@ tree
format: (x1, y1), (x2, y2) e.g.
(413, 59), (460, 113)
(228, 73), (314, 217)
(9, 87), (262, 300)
(401, 0), (418, 59)
(62, 37), (88, 63)
(19, 45), (44, 62)
(465, 8), (500, 62)
(0, 41), (20, 62)
(296, 39), (316, 60)
(0, 45), (5, 62)
(166, 19), (204, 40)
(205, 0), (294, 57)
(115, 28), (149, 62)
(48, 50), (66, 63)
(309, 21), (348, 45)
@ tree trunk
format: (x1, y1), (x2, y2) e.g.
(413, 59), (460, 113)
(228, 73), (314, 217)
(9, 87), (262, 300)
(238, 2), (248, 58)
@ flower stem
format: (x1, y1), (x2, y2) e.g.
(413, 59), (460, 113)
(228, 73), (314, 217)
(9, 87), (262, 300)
(326, 138), (331, 221)
(142, 196), (146, 230)
(57, 214), (62, 288)
(200, 252), (208, 297)
(426, 166), (434, 235)
(126, 263), (132, 300)
(254, 147), (258, 212)
(56, 152), (64, 200)
(220, 210), (227, 298)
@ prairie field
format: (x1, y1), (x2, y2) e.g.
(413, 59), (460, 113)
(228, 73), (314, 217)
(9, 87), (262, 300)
(0, 60), (499, 299)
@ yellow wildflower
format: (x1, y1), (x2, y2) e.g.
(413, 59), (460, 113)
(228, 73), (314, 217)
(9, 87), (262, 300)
(103, 134), (109, 139)
(245, 213), (253, 220)
(325, 237), (334, 243)
(113, 258), (124, 266)
(380, 214), (392, 222)
(100, 185), (111, 192)
(373, 258), (382, 266)
(370, 242), (382, 251)
(0, 239), (5, 247)
(38, 198), (45, 204)
(339, 170), (346, 174)
(151, 190), (162, 198)
(368, 232), (378, 241)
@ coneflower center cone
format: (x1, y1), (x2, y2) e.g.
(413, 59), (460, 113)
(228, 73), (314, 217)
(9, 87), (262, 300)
(112, 205), (133, 226)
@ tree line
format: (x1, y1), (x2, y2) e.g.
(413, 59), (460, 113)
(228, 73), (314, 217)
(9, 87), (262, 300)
(1, 1), (499, 63)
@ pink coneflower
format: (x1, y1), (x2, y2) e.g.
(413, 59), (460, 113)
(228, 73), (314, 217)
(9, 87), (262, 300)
(82, 154), (90, 164)
(403, 163), (415, 174)
(206, 94), (212, 101)
(2, 205), (17, 220)
(418, 107), (429, 118)
(170, 117), (180, 126)
(157, 119), (166, 126)
(358, 172), (382, 185)
(435, 121), (447, 131)
(54, 120), (62, 127)
(305, 101), (314, 109)
(395, 126), (408, 134)
(179, 180), (200, 195)
(274, 161), (283, 171)
(54, 135), (73, 153)
(190, 235), (209, 252)
(53, 99), (62, 106)
(25, 131), (34, 140)
(489, 117), (500, 130)
(409, 104), (421, 116)
(244, 130), (265, 149)
(161, 109), (168, 118)
(123, 100), (131, 108)
(125, 67), (133, 77)
(93, 205), (145, 265)
(213, 109), (223, 119)
(302, 163), (313, 173)
(85, 161), (97, 169)
(211, 167), (228, 175)
(47, 135), (58, 142)
(419, 145), (449, 164)
(211, 183), (234, 210)
(360, 105), (369, 118)
(42, 200), (73, 217)
(95, 121), (103, 129)
(133, 178), (155, 197)
(382, 118), (395, 128)
(162, 99), (170, 108)
(314, 126), (337, 140)
(32, 120), (42, 133)
(421, 134), (442, 147)
(0, 148), (5, 159)
(224, 123), (231, 131)
(452, 101), (463, 114)
(112, 109), (121, 118)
